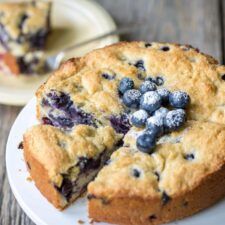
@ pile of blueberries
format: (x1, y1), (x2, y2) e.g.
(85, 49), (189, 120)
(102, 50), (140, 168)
(118, 77), (190, 154)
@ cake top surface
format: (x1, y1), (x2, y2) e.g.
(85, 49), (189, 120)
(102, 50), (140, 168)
(88, 121), (225, 200)
(24, 42), (225, 199)
(37, 42), (225, 126)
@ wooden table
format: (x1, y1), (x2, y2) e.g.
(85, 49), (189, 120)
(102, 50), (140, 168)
(0, 0), (224, 224)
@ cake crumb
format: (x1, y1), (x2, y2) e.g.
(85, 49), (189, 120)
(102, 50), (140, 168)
(26, 177), (32, 182)
(18, 141), (23, 150)
(78, 220), (85, 224)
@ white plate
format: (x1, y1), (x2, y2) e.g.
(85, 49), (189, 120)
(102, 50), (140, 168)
(6, 97), (225, 225)
(0, 0), (119, 106)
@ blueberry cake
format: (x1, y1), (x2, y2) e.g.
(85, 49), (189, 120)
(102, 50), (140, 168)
(23, 42), (225, 224)
(0, 1), (51, 75)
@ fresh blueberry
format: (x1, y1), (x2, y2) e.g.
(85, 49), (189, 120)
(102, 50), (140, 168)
(164, 109), (186, 131)
(156, 88), (170, 103)
(153, 107), (169, 119)
(140, 91), (161, 113)
(139, 80), (157, 94)
(123, 89), (142, 108)
(119, 77), (134, 94)
(130, 109), (149, 127)
(136, 131), (156, 154)
(146, 116), (164, 137)
(134, 60), (145, 71)
(169, 91), (190, 108)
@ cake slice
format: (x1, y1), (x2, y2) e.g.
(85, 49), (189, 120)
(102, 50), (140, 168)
(23, 124), (121, 209)
(88, 121), (225, 225)
(0, 1), (51, 75)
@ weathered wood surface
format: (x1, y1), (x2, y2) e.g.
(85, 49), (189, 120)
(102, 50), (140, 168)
(0, 0), (224, 224)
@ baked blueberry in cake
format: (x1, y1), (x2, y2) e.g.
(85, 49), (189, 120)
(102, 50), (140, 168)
(0, 1), (51, 75)
(23, 42), (225, 224)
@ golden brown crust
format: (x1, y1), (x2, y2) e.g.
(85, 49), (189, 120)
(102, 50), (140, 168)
(23, 134), (67, 209)
(89, 163), (225, 225)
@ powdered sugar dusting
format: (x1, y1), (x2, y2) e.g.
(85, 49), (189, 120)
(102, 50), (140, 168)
(141, 91), (161, 105)
(173, 91), (188, 101)
(157, 88), (170, 99)
(125, 89), (141, 100)
(140, 80), (157, 93)
(154, 107), (169, 118)
(132, 109), (148, 121)
(165, 109), (186, 127)
(147, 115), (163, 127)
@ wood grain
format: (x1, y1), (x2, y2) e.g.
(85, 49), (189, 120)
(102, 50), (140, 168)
(0, 0), (224, 224)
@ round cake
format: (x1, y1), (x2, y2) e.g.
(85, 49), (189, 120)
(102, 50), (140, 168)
(23, 42), (225, 225)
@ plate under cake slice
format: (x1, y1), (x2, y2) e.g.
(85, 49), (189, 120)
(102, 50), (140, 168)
(22, 42), (225, 223)
(0, 1), (51, 75)
(88, 121), (225, 225)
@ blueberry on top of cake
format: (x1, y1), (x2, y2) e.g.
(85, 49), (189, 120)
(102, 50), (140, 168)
(23, 42), (225, 225)
(0, 1), (51, 75)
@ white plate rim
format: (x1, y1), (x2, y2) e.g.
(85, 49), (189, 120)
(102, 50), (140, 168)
(0, 0), (119, 106)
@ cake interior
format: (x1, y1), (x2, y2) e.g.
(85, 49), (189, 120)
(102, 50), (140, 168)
(55, 149), (115, 205)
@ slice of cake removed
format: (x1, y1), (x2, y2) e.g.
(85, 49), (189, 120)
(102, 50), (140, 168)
(23, 124), (121, 209)
(88, 121), (225, 225)
(0, 1), (51, 75)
